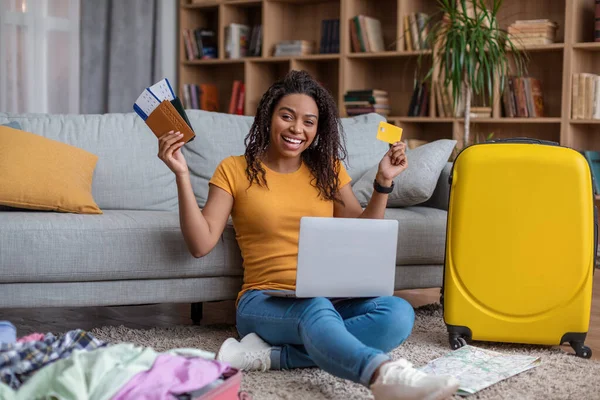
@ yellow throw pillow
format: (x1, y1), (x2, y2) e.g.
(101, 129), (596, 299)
(0, 125), (102, 214)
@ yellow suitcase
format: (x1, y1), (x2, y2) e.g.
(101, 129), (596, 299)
(442, 138), (597, 358)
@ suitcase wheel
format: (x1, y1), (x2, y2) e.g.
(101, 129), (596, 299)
(570, 341), (592, 359)
(449, 335), (467, 350)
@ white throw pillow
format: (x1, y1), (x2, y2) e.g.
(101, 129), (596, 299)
(352, 139), (457, 207)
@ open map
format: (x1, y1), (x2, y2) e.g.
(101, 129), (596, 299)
(419, 345), (541, 396)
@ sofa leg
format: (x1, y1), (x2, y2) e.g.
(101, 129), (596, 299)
(191, 302), (203, 325)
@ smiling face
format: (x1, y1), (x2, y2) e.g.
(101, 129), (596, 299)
(267, 93), (319, 160)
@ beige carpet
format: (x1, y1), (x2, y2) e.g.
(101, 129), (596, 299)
(90, 304), (600, 399)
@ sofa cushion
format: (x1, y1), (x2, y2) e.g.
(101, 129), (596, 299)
(182, 110), (389, 207)
(341, 113), (389, 182)
(0, 210), (243, 283)
(0, 125), (102, 214)
(0, 113), (178, 212)
(353, 139), (457, 207)
(384, 206), (448, 265)
(1, 121), (21, 129)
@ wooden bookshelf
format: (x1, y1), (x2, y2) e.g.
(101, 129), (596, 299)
(178, 0), (600, 154)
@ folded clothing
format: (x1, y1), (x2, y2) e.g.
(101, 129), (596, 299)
(16, 333), (45, 344)
(0, 322), (16, 345)
(0, 329), (106, 389)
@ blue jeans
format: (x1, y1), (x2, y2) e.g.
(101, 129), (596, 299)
(236, 290), (415, 387)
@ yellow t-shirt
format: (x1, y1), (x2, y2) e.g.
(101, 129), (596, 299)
(209, 155), (352, 304)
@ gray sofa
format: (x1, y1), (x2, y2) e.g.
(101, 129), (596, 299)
(0, 110), (451, 319)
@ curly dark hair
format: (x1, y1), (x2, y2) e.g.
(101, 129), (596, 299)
(244, 70), (347, 202)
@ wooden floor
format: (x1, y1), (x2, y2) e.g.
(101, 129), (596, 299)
(3, 273), (600, 359)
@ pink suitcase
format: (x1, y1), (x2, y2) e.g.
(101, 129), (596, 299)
(194, 368), (252, 400)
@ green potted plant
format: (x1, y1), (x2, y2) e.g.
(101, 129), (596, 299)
(417, 0), (529, 147)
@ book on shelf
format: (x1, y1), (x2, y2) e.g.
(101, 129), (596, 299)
(596, 0), (600, 42)
(403, 13), (430, 51)
(225, 24), (262, 59)
(228, 80), (245, 115)
(408, 81), (429, 117)
(350, 15), (385, 53)
(571, 73), (600, 120)
(320, 19), (340, 54)
(469, 106), (492, 118)
(344, 90), (389, 116)
(274, 40), (315, 56)
(182, 28), (217, 60)
(502, 76), (544, 118)
(182, 83), (219, 112)
(507, 19), (558, 46)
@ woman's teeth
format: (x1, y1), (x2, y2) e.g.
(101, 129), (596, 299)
(283, 136), (302, 144)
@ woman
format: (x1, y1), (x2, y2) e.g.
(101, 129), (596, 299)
(158, 70), (459, 400)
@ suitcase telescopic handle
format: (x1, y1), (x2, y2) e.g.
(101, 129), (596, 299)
(488, 137), (559, 146)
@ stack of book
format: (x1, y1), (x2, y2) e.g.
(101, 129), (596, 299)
(182, 28), (217, 60)
(182, 83), (219, 112)
(571, 73), (600, 120)
(225, 24), (262, 59)
(502, 76), (545, 118)
(402, 13), (430, 51)
(344, 90), (389, 116)
(319, 19), (340, 54)
(274, 40), (314, 57)
(507, 19), (558, 46)
(349, 15), (385, 52)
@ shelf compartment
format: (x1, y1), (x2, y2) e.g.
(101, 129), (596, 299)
(457, 122), (561, 145)
(246, 59), (291, 114)
(263, 0), (340, 57)
(180, 4), (220, 60)
(567, 123), (600, 151)
(503, 50), (563, 118)
(397, 0), (440, 53)
(344, 55), (433, 117)
(345, 0), (398, 53)
(222, 1), (262, 58)
(497, 0), (566, 44)
(572, 0), (597, 43)
(291, 58), (339, 105)
(179, 63), (245, 113)
(570, 51), (600, 120)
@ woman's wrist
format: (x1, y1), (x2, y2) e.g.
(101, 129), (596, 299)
(175, 171), (191, 183)
(375, 172), (393, 188)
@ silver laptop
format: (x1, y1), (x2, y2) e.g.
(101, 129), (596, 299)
(265, 216), (398, 298)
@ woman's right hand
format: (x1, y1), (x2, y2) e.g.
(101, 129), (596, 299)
(158, 131), (189, 176)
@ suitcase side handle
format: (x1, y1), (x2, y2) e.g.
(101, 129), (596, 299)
(488, 137), (559, 146)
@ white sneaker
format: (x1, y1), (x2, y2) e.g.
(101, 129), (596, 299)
(371, 359), (460, 400)
(216, 333), (272, 372)
(241, 332), (271, 350)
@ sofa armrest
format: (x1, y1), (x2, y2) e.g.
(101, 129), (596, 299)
(420, 162), (453, 211)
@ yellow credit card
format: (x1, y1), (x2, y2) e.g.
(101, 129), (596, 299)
(376, 121), (403, 144)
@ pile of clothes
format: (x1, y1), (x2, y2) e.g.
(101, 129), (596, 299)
(0, 321), (247, 399)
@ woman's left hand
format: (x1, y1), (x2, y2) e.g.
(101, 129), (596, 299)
(376, 142), (408, 185)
